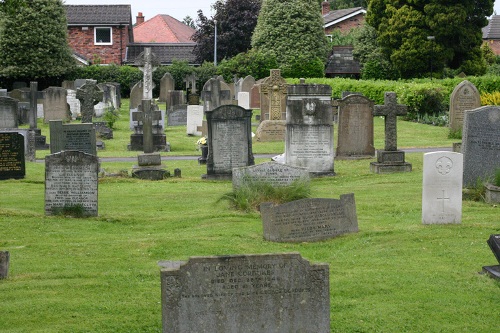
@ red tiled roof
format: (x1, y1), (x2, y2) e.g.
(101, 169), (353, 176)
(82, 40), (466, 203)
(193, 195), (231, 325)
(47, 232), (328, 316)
(134, 15), (195, 43)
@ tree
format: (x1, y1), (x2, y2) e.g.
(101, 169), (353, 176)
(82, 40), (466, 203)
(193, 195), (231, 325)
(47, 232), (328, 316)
(0, 0), (75, 81)
(182, 15), (196, 29)
(191, 0), (261, 64)
(329, 0), (367, 10)
(252, 0), (329, 78)
(367, 0), (493, 78)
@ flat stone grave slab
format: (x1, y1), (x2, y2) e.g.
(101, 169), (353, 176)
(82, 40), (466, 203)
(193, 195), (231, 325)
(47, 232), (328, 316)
(261, 194), (358, 242)
(232, 161), (309, 189)
(160, 253), (330, 333)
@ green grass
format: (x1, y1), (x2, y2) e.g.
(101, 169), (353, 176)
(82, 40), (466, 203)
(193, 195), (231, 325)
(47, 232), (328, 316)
(3, 99), (499, 332)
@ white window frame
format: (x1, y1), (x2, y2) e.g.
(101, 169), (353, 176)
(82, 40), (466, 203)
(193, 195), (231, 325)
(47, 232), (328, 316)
(94, 27), (113, 45)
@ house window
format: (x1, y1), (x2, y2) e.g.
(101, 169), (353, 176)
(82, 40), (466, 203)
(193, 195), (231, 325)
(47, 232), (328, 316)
(94, 27), (112, 45)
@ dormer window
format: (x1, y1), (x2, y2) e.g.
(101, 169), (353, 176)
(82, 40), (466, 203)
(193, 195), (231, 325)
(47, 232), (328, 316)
(94, 27), (112, 45)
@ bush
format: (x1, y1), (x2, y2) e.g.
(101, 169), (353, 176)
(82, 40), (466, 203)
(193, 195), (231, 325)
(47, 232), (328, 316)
(217, 49), (278, 81)
(480, 91), (500, 105)
(398, 83), (448, 123)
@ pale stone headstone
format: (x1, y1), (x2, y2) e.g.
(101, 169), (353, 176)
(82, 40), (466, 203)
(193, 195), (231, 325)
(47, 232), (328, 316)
(43, 87), (69, 123)
(167, 104), (187, 126)
(232, 161), (310, 189)
(0, 251), (9, 279)
(260, 69), (287, 121)
(261, 194), (358, 242)
(129, 81), (143, 111)
(285, 84), (335, 175)
(336, 94), (375, 159)
(201, 77), (231, 112)
(186, 105), (204, 136)
(49, 120), (96, 156)
(240, 75), (256, 94)
(237, 92), (250, 109)
(254, 120), (286, 142)
(0, 132), (25, 179)
(160, 253), (330, 333)
(159, 72), (175, 102)
(204, 105), (254, 179)
(462, 106), (500, 187)
(370, 92), (412, 173)
(66, 89), (81, 119)
(449, 80), (481, 133)
(422, 151), (463, 224)
(76, 80), (104, 123)
(0, 97), (19, 128)
(45, 151), (98, 216)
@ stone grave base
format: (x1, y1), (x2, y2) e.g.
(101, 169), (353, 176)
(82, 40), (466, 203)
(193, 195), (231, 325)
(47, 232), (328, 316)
(201, 173), (232, 181)
(485, 184), (500, 204)
(254, 120), (286, 142)
(128, 134), (170, 152)
(482, 265), (500, 280)
(335, 154), (374, 160)
(310, 170), (336, 177)
(370, 150), (412, 174)
(34, 129), (49, 150)
(131, 153), (169, 180)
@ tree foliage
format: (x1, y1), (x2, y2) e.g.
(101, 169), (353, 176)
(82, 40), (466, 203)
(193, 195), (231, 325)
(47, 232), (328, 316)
(366, 0), (493, 78)
(191, 0), (261, 64)
(252, 0), (329, 78)
(0, 0), (75, 80)
(329, 0), (367, 10)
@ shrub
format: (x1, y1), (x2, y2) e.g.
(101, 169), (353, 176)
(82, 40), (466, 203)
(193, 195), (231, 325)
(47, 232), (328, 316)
(480, 91), (500, 106)
(398, 83), (448, 124)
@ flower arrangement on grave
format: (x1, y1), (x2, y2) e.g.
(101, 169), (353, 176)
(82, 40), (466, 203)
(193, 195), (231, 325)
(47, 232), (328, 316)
(196, 136), (207, 151)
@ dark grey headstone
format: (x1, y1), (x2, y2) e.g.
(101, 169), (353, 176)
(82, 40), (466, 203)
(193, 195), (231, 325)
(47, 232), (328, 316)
(167, 104), (188, 126)
(160, 253), (330, 333)
(462, 106), (500, 187)
(45, 151), (99, 216)
(0, 251), (9, 279)
(261, 194), (358, 242)
(49, 120), (97, 156)
(483, 234), (500, 280)
(0, 97), (19, 128)
(0, 129), (36, 162)
(0, 132), (25, 180)
(76, 80), (103, 123)
(159, 72), (175, 102)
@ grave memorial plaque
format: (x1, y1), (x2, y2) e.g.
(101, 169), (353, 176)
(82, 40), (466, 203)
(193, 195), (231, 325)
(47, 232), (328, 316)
(160, 253), (330, 333)
(49, 120), (96, 156)
(0, 129), (35, 162)
(0, 132), (25, 180)
(232, 162), (310, 189)
(461, 106), (500, 187)
(449, 80), (481, 132)
(261, 194), (358, 242)
(254, 120), (286, 142)
(45, 151), (98, 216)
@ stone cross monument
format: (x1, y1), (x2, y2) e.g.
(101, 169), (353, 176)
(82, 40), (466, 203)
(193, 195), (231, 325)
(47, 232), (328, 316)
(260, 69), (288, 120)
(135, 47), (159, 100)
(76, 79), (103, 123)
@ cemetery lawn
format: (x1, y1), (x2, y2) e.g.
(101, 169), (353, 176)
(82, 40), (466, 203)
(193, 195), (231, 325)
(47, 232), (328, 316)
(3, 100), (498, 332)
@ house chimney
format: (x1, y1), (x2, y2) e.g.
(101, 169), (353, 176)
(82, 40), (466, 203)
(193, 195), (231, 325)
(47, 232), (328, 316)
(136, 12), (145, 25)
(322, 1), (330, 15)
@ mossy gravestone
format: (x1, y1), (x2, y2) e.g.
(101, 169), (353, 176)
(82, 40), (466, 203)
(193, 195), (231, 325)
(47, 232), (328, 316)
(159, 253), (330, 333)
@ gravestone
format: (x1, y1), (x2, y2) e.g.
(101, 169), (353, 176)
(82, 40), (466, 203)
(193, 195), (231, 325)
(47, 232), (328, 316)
(159, 72), (175, 102)
(0, 129), (35, 162)
(232, 161), (310, 189)
(66, 89), (81, 119)
(201, 78), (231, 112)
(49, 120), (96, 156)
(160, 253), (330, 333)
(61, 80), (76, 90)
(261, 194), (358, 242)
(135, 47), (159, 100)
(482, 234), (500, 280)
(186, 105), (204, 136)
(370, 92), (412, 173)
(422, 151), (463, 224)
(106, 82), (121, 108)
(129, 102), (168, 152)
(285, 84), (335, 175)
(240, 75), (255, 95)
(8, 89), (29, 124)
(167, 91), (186, 113)
(250, 83), (261, 109)
(76, 80), (104, 123)
(254, 120), (286, 142)
(0, 97), (19, 128)
(0, 132), (25, 180)
(336, 94), (375, 159)
(45, 151), (98, 216)
(0, 251), (9, 279)
(260, 69), (287, 121)
(43, 87), (69, 123)
(449, 80), (481, 133)
(204, 105), (254, 180)
(167, 104), (188, 126)
(74, 79), (87, 90)
(129, 81), (143, 111)
(237, 92), (250, 109)
(461, 106), (500, 187)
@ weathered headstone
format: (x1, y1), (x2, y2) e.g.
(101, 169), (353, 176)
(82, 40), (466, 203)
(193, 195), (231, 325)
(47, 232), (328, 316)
(186, 105), (204, 136)
(422, 152), (463, 224)
(261, 194), (358, 242)
(43, 87), (69, 123)
(129, 81), (143, 111)
(49, 120), (97, 156)
(167, 91), (186, 111)
(285, 84), (335, 175)
(232, 161), (310, 189)
(370, 92), (412, 173)
(239, 75), (256, 95)
(254, 120), (286, 142)
(260, 69), (287, 121)
(201, 78), (231, 112)
(0, 132), (25, 180)
(76, 80), (104, 123)
(204, 105), (254, 179)
(45, 151), (98, 216)
(66, 89), (81, 119)
(135, 47), (159, 100)
(237, 92), (250, 109)
(461, 106), (500, 187)
(336, 94), (375, 159)
(250, 83), (261, 109)
(166, 104), (188, 126)
(0, 251), (9, 279)
(483, 234), (500, 280)
(449, 80), (481, 133)
(129, 102), (168, 152)
(160, 253), (330, 333)
(0, 97), (19, 128)
(159, 72), (175, 102)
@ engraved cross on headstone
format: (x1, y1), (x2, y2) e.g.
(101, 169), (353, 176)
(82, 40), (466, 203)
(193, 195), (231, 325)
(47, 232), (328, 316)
(373, 92), (407, 151)
(132, 100), (162, 153)
(437, 189), (450, 212)
(135, 47), (159, 100)
(76, 79), (104, 123)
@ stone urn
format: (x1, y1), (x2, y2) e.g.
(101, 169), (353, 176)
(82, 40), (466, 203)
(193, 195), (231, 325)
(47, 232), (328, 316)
(485, 183), (500, 204)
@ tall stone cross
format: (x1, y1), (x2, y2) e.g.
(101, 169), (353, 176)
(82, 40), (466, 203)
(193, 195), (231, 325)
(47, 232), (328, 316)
(135, 47), (159, 100)
(260, 69), (288, 120)
(132, 100), (162, 153)
(28, 82), (44, 130)
(76, 79), (104, 123)
(373, 92), (407, 151)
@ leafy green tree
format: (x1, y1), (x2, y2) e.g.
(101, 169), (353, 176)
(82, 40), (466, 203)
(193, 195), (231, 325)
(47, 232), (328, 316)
(329, 0), (367, 10)
(367, 0), (493, 78)
(252, 0), (329, 78)
(0, 0), (75, 81)
(182, 16), (196, 29)
(191, 0), (261, 64)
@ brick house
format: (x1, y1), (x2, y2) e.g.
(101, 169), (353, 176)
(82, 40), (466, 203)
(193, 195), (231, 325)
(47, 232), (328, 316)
(65, 5), (134, 65)
(483, 15), (500, 55)
(322, 2), (366, 36)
